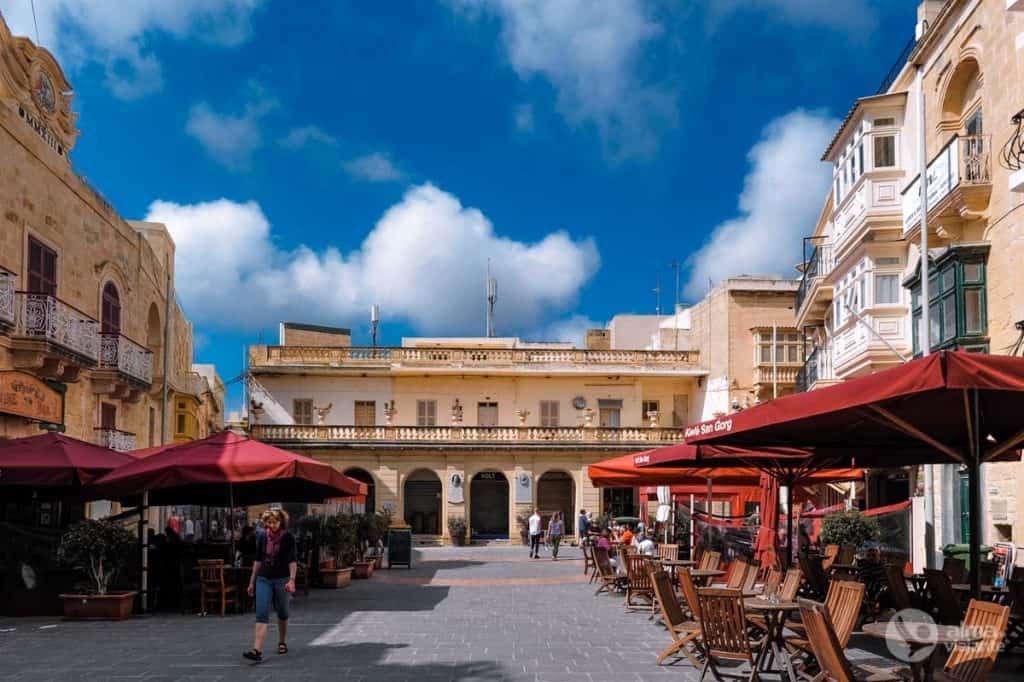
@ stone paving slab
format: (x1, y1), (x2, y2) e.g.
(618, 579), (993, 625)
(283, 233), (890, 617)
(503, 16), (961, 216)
(1, 545), (1021, 681)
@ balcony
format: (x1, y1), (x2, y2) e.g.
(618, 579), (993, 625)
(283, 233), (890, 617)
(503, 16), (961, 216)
(0, 269), (13, 330)
(795, 346), (835, 393)
(754, 364), (801, 387)
(903, 135), (992, 235)
(92, 333), (154, 402)
(178, 371), (209, 398)
(1001, 108), (1024, 193)
(252, 345), (703, 376)
(250, 424), (687, 449)
(94, 428), (136, 452)
(795, 243), (834, 325)
(11, 292), (99, 382)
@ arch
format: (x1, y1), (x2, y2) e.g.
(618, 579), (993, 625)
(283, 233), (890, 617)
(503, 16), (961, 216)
(403, 469), (441, 535)
(101, 281), (121, 334)
(537, 470), (576, 536)
(470, 471), (509, 539)
(344, 468), (376, 515)
(938, 55), (982, 132)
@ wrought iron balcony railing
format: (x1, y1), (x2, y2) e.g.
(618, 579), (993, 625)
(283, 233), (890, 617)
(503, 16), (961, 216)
(0, 270), (14, 328)
(98, 333), (154, 385)
(795, 243), (833, 312)
(14, 292), (100, 362)
(1000, 108), (1024, 172)
(251, 423), (687, 446)
(795, 345), (835, 393)
(95, 428), (136, 452)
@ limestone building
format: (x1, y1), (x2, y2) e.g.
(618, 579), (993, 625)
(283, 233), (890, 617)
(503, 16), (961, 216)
(249, 278), (799, 544)
(0, 17), (223, 520)
(795, 0), (1024, 551)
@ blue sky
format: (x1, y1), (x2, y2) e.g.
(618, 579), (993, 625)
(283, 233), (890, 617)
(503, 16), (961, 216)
(1, 0), (917, 410)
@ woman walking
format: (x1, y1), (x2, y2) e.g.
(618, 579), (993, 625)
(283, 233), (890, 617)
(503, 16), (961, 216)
(243, 509), (297, 662)
(548, 512), (564, 561)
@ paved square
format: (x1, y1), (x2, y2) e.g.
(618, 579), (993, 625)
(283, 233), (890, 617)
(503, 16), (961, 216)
(1, 545), (1021, 681)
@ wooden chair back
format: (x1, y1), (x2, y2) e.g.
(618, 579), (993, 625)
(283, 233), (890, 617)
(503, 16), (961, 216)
(741, 560), (761, 594)
(762, 565), (782, 597)
(699, 550), (721, 571)
(697, 588), (756, 663)
(651, 569), (687, 628)
(823, 578), (865, 647)
(942, 599), (1010, 682)
(926, 568), (964, 625)
(942, 556), (967, 584)
(678, 568), (702, 622)
(594, 546), (615, 578)
(822, 544), (840, 571)
(197, 559), (225, 587)
(657, 543), (679, 562)
(799, 598), (855, 682)
(626, 554), (653, 591)
(780, 568), (802, 602)
(800, 552), (829, 597)
(723, 558), (747, 589)
(884, 563), (913, 611)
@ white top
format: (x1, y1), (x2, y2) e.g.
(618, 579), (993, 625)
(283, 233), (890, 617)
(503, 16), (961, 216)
(528, 514), (542, 535)
(638, 538), (656, 556)
(184, 519), (195, 535)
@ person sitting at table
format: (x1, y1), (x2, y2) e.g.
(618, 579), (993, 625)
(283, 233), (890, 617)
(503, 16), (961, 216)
(620, 525), (634, 546)
(637, 531), (656, 557)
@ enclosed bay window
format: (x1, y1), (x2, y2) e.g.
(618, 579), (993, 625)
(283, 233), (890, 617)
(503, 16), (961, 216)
(908, 245), (989, 356)
(874, 274), (900, 305)
(873, 135), (896, 168)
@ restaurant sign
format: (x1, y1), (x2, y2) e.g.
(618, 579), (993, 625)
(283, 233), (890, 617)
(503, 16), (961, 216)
(684, 418), (733, 440)
(0, 371), (63, 424)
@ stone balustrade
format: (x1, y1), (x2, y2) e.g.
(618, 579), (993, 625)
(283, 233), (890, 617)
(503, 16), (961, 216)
(251, 423), (687, 445)
(99, 332), (154, 385)
(755, 364), (801, 385)
(95, 427), (136, 452)
(14, 291), (99, 361)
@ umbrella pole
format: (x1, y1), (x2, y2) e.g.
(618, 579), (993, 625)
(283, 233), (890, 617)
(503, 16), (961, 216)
(785, 474), (794, 569)
(968, 389), (982, 599)
(140, 491), (149, 612)
(228, 483), (236, 565)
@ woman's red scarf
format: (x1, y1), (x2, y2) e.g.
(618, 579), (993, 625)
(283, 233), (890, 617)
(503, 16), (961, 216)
(265, 528), (285, 563)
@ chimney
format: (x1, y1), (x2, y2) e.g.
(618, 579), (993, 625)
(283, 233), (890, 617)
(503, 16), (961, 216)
(916, 0), (944, 40)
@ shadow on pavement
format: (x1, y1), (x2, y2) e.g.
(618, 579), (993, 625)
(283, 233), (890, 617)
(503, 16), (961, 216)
(302, 641), (510, 680)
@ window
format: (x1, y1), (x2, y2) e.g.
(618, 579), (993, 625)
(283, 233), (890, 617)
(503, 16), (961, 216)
(539, 400), (560, 427)
(910, 252), (988, 355)
(416, 400), (437, 426)
(293, 399), (314, 425)
(100, 403), (117, 430)
(873, 117), (895, 127)
(176, 413), (186, 434)
(757, 330), (801, 365)
(875, 275), (900, 305)
(477, 402), (498, 426)
(598, 399), (622, 428)
(101, 282), (121, 334)
(28, 237), (57, 295)
(354, 401), (376, 426)
(874, 135), (896, 168)
(641, 400), (659, 422)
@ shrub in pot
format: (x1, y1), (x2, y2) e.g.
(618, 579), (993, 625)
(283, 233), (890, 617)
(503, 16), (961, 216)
(57, 519), (137, 620)
(447, 516), (468, 546)
(318, 515), (358, 588)
(819, 511), (879, 550)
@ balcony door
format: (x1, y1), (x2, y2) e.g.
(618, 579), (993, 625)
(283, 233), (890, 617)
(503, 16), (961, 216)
(27, 237), (57, 295)
(101, 282), (120, 334)
(354, 401), (376, 427)
(477, 402), (498, 427)
(100, 403), (116, 430)
(598, 399), (621, 428)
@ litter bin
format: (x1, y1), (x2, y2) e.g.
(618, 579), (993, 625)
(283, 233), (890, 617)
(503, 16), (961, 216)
(940, 543), (992, 570)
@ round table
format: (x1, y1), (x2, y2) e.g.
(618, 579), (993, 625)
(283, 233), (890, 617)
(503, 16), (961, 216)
(745, 598), (800, 681)
(688, 568), (726, 586)
(862, 621), (982, 682)
(660, 558), (696, 582)
(951, 584), (1011, 604)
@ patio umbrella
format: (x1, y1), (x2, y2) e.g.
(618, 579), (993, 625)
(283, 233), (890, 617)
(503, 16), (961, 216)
(754, 472), (779, 566)
(657, 351), (1024, 596)
(0, 432), (135, 494)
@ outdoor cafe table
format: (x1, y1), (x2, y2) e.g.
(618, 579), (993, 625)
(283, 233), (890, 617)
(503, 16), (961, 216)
(744, 597), (800, 682)
(688, 568), (726, 586)
(862, 621), (982, 682)
(952, 583), (1011, 603)
(661, 558), (696, 582)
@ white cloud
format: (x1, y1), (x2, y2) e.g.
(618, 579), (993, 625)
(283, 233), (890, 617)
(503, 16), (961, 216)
(452, 0), (676, 162)
(342, 153), (404, 182)
(279, 125), (339, 150)
(515, 103), (535, 133)
(531, 314), (603, 346)
(146, 184), (600, 335)
(1, 0), (262, 100)
(185, 87), (277, 169)
(682, 109), (837, 299)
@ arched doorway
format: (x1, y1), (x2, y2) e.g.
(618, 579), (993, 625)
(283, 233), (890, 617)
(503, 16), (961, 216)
(344, 468), (376, 515)
(470, 471), (509, 539)
(404, 469), (441, 535)
(537, 471), (575, 535)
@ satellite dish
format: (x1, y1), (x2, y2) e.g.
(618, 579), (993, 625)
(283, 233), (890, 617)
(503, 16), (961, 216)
(572, 396), (587, 410)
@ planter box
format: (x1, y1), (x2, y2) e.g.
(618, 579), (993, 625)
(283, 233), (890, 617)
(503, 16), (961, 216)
(372, 555), (383, 570)
(319, 567), (352, 589)
(352, 561), (375, 579)
(318, 559), (336, 571)
(60, 591), (136, 620)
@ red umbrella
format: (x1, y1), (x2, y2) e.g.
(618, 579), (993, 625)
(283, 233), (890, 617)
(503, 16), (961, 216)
(664, 351), (1024, 594)
(0, 432), (135, 490)
(754, 472), (779, 566)
(89, 430), (367, 506)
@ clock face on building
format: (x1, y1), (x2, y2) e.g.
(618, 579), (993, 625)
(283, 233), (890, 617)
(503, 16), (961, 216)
(32, 70), (56, 114)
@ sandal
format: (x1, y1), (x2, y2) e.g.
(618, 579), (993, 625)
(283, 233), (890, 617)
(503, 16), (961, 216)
(243, 649), (262, 662)
(277, 643), (288, 655)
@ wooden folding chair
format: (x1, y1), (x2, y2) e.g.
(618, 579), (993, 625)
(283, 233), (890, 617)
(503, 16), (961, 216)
(741, 560), (761, 595)
(716, 558), (752, 589)
(883, 563), (921, 612)
(937, 599), (1010, 682)
(581, 541), (597, 582)
(699, 550), (722, 571)
(821, 544), (840, 572)
(799, 553), (829, 600)
(658, 543), (680, 562)
(678, 568), (704, 624)
(624, 554), (655, 612)
(197, 559), (238, 617)
(942, 557), (967, 584)
(798, 599), (907, 682)
(779, 568), (802, 602)
(787, 578), (864, 656)
(696, 587), (765, 682)
(926, 568), (964, 626)
(593, 546), (626, 596)
(649, 568), (702, 667)
(760, 565), (782, 598)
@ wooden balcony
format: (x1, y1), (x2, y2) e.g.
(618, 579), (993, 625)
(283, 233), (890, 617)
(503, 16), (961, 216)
(251, 345), (703, 376)
(93, 332), (154, 401)
(11, 291), (99, 382)
(250, 423), (687, 450)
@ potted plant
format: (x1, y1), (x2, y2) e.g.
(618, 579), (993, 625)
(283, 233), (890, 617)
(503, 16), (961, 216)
(319, 515), (356, 588)
(57, 519), (137, 620)
(819, 511), (880, 550)
(448, 516), (468, 546)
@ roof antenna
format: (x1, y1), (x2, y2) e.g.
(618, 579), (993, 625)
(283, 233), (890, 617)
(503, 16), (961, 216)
(486, 259), (498, 338)
(30, 0), (41, 44)
(370, 304), (380, 348)
(653, 275), (662, 315)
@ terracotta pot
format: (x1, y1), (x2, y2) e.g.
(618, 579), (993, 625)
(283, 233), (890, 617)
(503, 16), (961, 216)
(373, 555), (383, 569)
(60, 591), (136, 620)
(451, 534), (466, 547)
(318, 558), (336, 571)
(319, 567), (353, 589)
(352, 561), (375, 579)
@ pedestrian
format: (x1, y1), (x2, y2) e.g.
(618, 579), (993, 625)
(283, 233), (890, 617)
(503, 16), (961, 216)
(548, 512), (564, 561)
(578, 509), (589, 540)
(243, 509), (297, 662)
(528, 507), (543, 559)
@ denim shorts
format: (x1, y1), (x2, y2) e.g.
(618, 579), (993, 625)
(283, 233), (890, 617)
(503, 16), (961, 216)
(254, 576), (290, 624)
